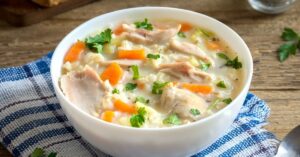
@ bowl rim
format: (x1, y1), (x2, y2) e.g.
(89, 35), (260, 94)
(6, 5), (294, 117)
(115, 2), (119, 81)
(51, 6), (253, 131)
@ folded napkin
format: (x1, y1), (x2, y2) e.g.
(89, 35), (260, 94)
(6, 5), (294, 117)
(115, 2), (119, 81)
(0, 52), (279, 157)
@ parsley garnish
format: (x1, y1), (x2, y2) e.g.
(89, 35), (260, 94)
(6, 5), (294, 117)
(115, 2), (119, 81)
(216, 81), (226, 89)
(125, 83), (137, 91)
(147, 54), (160, 59)
(278, 28), (300, 62)
(135, 96), (150, 104)
(134, 18), (153, 30)
(223, 98), (232, 104)
(130, 107), (147, 127)
(190, 108), (201, 116)
(177, 31), (186, 38)
(199, 62), (211, 71)
(217, 53), (230, 60)
(112, 88), (120, 94)
(208, 98), (221, 110)
(217, 53), (242, 69)
(85, 28), (112, 53)
(208, 98), (232, 110)
(131, 65), (140, 80)
(163, 114), (181, 125)
(31, 148), (57, 157)
(151, 81), (169, 94)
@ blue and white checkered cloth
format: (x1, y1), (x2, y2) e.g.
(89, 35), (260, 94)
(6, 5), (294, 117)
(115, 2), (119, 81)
(0, 52), (279, 157)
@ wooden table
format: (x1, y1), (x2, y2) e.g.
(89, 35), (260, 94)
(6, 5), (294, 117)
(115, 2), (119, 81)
(0, 0), (299, 156)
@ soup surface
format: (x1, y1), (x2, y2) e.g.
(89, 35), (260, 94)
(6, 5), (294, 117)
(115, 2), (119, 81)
(60, 18), (244, 128)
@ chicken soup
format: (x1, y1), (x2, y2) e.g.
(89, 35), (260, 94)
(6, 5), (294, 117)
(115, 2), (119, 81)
(60, 18), (244, 128)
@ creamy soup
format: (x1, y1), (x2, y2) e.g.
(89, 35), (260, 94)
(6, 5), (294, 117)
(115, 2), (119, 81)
(60, 18), (244, 128)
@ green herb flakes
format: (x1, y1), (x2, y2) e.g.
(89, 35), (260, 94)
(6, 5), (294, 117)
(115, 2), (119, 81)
(125, 83), (137, 91)
(177, 31), (186, 38)
(216, 81), (227, 89)
(190, 108), (201, 116)
(130, 107), (147, 127)
(151, 81), (169, 94)
(163, 114), (181, 125)
(134, 18), (153, 30)
(147, 54), (160, 59)
(131, 65), (140, 80)
(135, 96), (150, 104)
(112, 88), (120, 94)
(223, 98), (232, 104)
(85, 28), (112, 53)
(199, 62), (211, 71)
(217, 53), (242, 69)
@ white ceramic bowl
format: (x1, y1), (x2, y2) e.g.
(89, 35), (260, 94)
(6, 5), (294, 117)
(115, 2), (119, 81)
(51, 7), (253, 157)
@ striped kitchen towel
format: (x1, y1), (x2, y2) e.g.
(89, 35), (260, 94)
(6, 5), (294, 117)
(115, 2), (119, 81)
(0, 52), (279, 157)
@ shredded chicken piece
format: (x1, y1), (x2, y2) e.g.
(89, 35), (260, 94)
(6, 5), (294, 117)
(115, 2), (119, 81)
(160, 86), (208, 121)
(169, 39), (214, 65)
(122, 23), (181, 45)
(158, 62), (212, 81)
(60, 66), (106, 112)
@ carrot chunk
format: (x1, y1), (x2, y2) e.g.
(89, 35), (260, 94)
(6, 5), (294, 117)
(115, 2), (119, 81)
(101, 111), (115, 122)
(137, 82), (145, 90)
(180, 23), (193, 32)
(205, 40), (223, 51)
(117, 49), (145, 60)
(181, 83), (213, 94)
(114, 99), (137, 114)
(100, 63), (123, 86)
(114, 24), (125, 36)
(64, 41), (85, 63)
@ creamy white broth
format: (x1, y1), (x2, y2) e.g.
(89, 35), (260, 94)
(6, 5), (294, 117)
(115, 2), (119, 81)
(60, 19), (244, 128)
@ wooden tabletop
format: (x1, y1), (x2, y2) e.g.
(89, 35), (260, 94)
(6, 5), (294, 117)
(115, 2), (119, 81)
(0, 0), (299, 156)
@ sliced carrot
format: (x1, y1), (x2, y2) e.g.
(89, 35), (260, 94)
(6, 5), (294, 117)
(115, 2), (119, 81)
(137, 82), (145, 90)
(101, 111), (115, 122)
(100, 63), (123, 86)
(172, 81), (179, 86)
(114, 24), (125, 36)
(181, 83), (213, 94)
(180, 23), (193, 32)
(64, 41), (85, 63)
(205, 40), (223, 51)
(114, 99), (137, 114)
(117, 49), (145, 60)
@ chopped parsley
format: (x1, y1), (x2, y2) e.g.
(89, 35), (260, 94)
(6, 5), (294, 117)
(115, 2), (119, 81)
(223, 98), (232, 104)
(199, 62), (211, 71)
(225, 57), (242, 69)
(85, 28), (112, 53)
(217, 53), (242, 69)
(112, 88), (120, 94)
(177, 31), (186, 38)
(130, 107), (147, 127)
(208, 99), (221, 110)
(163, 114), (181, 125)
(125, 83), (137, 91)
(190, 108), (201, 116)
(217, 53), (230, 60)
(208, 98), (232, 110)
(135, 96), (150, 104)
(216, 81), (227, 89)
(147, 53), (160, 59)
(278, 28), (300, 62)
(31, 148), (57, 157)
(134, 18), (153, 30)
(151, 81), (169, 94)
(131, 65), (140, 80)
